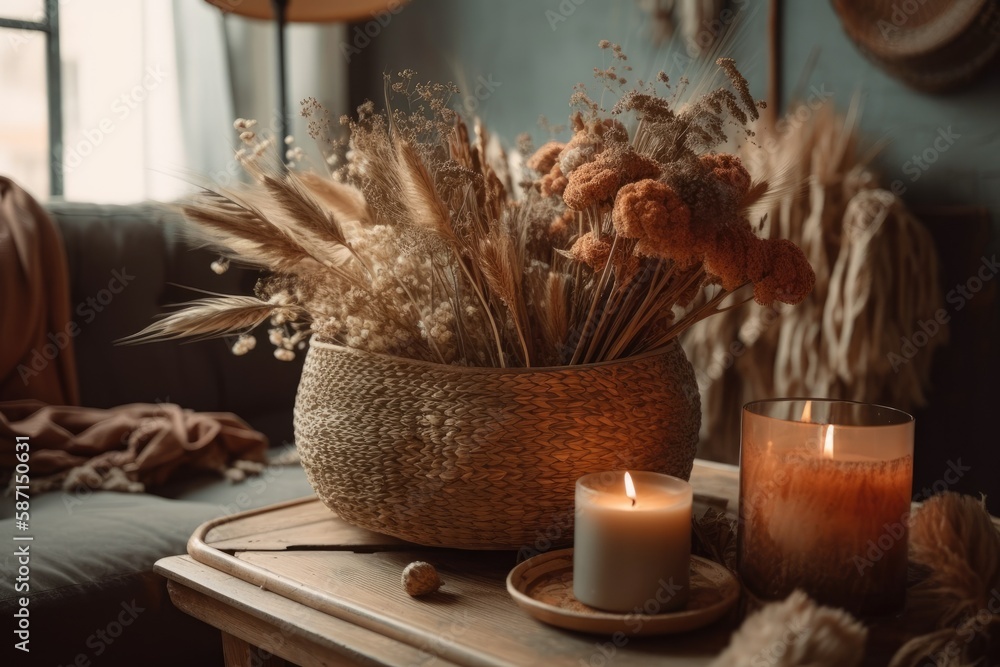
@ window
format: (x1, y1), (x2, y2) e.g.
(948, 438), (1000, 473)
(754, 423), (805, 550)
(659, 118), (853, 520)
(1, 0), (186, 202)
(58, 0), (184, 202)
(0, 0), (61, 197)
(3, 1), (345, 203)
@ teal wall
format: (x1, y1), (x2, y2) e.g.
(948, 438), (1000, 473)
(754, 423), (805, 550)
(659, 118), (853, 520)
(351, 0), (998, 239)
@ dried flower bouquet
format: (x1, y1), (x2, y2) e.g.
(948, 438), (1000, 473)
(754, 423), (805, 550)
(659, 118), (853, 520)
(130, 44), (815, 368)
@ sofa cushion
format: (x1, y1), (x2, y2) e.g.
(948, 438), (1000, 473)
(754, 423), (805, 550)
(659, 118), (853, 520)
(0, 463), (313, 598)
(0, 491), (217, 598)
(0, 463), (314, 666)
(45, 201), (305, 446)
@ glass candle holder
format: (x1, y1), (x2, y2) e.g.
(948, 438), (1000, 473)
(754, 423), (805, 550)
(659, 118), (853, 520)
(573, 471), (692, 613)
(738, 399), (914, 617)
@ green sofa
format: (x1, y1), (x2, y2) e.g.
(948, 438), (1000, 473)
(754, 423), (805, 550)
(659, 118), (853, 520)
(0, 201), (315, 666)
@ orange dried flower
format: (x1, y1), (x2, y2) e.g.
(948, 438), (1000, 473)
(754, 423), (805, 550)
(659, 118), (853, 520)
(563, 148), (660, 210)
(613, 179), (666, 237)
(558, 118), (624, 174)
(700, 153), (751, 198)
(563, 162), (620, 210)
(570, 232), (613, 271)
(570, 232), (642, 288)
(540, 164), (569, 197)
(751, 238), (816, 306)
(527, 141), (565, 174)
(535, 116), (632, 204)
(703, 222), (756, 291)
(612, 179), (697, 266)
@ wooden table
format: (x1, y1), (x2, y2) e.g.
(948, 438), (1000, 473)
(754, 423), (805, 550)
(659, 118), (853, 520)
(155, 460), (741, 667)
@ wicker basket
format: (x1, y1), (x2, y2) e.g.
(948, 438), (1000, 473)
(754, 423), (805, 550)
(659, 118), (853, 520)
(832, 0), (1000, 92)
(293, 339), (701, 549)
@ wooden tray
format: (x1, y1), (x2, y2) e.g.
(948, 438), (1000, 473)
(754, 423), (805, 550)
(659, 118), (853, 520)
(178, 462), (746, 666)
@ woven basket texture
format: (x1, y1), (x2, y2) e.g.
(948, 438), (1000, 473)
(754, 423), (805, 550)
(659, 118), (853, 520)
(294, 339), (701, 549)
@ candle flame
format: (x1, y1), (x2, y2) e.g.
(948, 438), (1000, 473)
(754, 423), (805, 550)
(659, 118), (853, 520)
(624, 471), (636, 506)
(801, 400), (812, 423)
(823, 424), (835, 458)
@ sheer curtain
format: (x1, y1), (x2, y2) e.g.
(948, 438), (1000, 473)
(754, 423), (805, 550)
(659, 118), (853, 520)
(172, 0), (348, 190)
(58, 0), (186, 202)
(55, 0), (348, 203)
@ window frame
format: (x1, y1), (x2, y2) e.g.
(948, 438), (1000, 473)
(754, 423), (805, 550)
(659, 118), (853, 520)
(0, 0), (63, 196)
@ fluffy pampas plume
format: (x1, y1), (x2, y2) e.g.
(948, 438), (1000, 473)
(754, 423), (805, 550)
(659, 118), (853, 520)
(711, 590), (867, 667)
(889, 492), (1000, 667)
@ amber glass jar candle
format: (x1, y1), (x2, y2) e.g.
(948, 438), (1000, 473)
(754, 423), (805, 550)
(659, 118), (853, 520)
(738, 399), (914, 616)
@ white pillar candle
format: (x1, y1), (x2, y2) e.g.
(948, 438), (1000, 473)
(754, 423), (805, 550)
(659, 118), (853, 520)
(573, 470), (692, 613)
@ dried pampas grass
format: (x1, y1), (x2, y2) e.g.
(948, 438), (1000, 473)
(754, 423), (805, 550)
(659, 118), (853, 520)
(122, 296), (292, 343)
(889, 493), (1000, 667)
(711, 590), (867, 667)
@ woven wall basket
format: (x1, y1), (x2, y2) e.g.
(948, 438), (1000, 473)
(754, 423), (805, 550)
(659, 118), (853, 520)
(832, 0), (1000, 92)
(293, 339), (701, 549)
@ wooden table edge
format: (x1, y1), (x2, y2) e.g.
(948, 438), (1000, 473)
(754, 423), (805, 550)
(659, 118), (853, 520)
(185, 537), (534, 666)
(155, 554), (462, 667)
(191, 495), (320, 546)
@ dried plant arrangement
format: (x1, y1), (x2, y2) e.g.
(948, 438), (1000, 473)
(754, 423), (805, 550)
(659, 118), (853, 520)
(127, 43), (815, 368)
